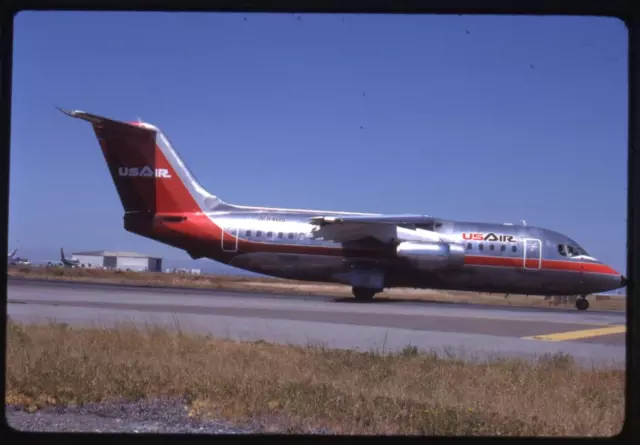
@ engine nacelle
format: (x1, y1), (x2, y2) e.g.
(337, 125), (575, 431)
(396, 241), (466, 268)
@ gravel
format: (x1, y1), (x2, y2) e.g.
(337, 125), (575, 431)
(5, 397), (260, 434)
(6, 397), (338, 434)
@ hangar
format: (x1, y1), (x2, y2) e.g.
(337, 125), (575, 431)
(71, 250), (163, 272)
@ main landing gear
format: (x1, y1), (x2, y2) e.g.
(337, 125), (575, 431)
(352, 287), (378, 302)
(576, 295), (590, 311)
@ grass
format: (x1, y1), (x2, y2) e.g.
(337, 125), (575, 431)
(5, 320), (625, 436)
(6, 265), (626, 311)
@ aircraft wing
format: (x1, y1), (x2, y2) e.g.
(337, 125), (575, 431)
(308, 214), (444, 243)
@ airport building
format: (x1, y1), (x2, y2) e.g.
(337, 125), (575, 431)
(71, 250), (163, 272)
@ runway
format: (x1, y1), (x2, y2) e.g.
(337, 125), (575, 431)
(5, 278), (627, 367)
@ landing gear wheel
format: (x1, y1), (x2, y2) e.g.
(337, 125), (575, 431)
(576, 296), (589, 311)
(352, 287), (376, 302)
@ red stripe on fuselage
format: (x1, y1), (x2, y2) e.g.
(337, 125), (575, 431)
(463, 254), (618, 275)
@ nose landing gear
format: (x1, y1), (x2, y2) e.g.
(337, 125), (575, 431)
(352, 287), (378, 302)
(576, 295), (590, 311)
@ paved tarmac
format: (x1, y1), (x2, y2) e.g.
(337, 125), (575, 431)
(5, 278), (627, 367)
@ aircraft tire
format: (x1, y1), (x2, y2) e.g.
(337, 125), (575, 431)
(576, 297), (589, 311)
(352, 287), (376, 301)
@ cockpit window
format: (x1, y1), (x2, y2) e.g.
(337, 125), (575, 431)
(560, 244), (588, 257)
(574, 246), (588, 256)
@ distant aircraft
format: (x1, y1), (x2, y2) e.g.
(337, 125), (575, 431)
(60, 248), (80, 267)
(61, 108), (627, 311)
(7, 248), (30, 265)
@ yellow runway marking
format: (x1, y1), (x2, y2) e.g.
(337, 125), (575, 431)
(523, 325), (626, 342)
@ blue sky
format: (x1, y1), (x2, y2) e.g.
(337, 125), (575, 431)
(9, 11), (628, 274)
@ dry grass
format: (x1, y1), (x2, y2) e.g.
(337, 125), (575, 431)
(7, 265), (626, 311)
(5, 320), (625, 436)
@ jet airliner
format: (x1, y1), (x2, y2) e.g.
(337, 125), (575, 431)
(60, 108), (627, 311)
(60, 248), (80, 267)
(7, 248), (30, 265)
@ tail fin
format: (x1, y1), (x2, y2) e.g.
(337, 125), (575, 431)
(60, 248), (65, 261)
(59, 108), (228, 216)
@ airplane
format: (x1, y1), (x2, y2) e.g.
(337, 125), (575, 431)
(7, 248), (30, 265)
(60, 108), (627, 311)
(60, 248), (81, 267)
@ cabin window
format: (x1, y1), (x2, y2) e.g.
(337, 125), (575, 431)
(512, 245), (517, 252)
(467, 243), (472, 250)
(245, 230), (251, 237)
(288, 233), (294, 239)
(256, 230), (262, 237)
(479, 243), (484, 250)
(490, 244), (495, 251)
(299, 233), (306, 240)
(278, 232), (283, 239)
(500, 245), (506, 251)
(267, 231), (273, 238)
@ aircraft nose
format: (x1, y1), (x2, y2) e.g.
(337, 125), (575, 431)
(621, 274), (628, 287)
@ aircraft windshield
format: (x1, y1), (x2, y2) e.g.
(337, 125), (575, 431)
(558, 244), (589, 257)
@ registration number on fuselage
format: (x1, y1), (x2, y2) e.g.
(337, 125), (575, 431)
(258, 215), (287, 222)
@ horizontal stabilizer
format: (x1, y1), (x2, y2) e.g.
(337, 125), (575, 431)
(57, 107), (140, 129)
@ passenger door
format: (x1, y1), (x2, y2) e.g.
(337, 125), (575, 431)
(522, 238), (542, 270)
(221, 227), (239, 253)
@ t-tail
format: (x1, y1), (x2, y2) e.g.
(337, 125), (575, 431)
(58, 108), (233, 242)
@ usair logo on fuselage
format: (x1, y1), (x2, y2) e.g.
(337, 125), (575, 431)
(462, 232), (518, 243)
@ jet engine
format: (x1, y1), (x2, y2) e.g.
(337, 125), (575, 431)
(395, 241), (466, 268)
